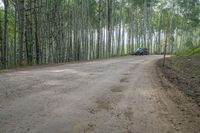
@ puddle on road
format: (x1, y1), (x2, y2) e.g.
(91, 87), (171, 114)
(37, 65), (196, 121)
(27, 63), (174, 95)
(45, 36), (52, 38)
(111, 86), (123, 93)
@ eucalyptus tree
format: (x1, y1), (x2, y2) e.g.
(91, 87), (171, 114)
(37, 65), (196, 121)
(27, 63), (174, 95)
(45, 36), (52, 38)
(2, 0), (8, 69)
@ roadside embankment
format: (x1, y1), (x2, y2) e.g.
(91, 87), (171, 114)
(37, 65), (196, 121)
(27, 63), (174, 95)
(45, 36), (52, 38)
(157, 55), (200, 106)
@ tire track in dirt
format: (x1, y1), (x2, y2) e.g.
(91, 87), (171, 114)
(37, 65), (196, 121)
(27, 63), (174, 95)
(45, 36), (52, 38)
(83, 71), (133, 132)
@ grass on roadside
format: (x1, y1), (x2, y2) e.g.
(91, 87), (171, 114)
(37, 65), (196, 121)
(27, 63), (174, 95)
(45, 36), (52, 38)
(169, 56), (200, 77)
(176, 47), (200, 56)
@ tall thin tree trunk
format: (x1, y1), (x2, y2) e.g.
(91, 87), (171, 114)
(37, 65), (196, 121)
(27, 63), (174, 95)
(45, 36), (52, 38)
(19, 0), (25, 65)
(34, 0), (40, 64)
(0, 14), (3, 69)
(2, 0), (9, 69)
(14, 1), (18, 66)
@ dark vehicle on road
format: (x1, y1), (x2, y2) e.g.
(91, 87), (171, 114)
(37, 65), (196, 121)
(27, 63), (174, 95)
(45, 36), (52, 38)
(136, 48), (149, 55)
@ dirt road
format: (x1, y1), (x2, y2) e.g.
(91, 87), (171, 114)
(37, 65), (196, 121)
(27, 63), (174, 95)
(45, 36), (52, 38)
(0, 56), (200, 133)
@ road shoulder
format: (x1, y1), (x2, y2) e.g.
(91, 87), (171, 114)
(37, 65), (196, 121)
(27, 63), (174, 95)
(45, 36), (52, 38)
(156, 58), (200, 132)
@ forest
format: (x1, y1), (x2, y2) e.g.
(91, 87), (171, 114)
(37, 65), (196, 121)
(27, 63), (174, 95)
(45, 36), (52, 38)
(0, 0), (199, 69)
